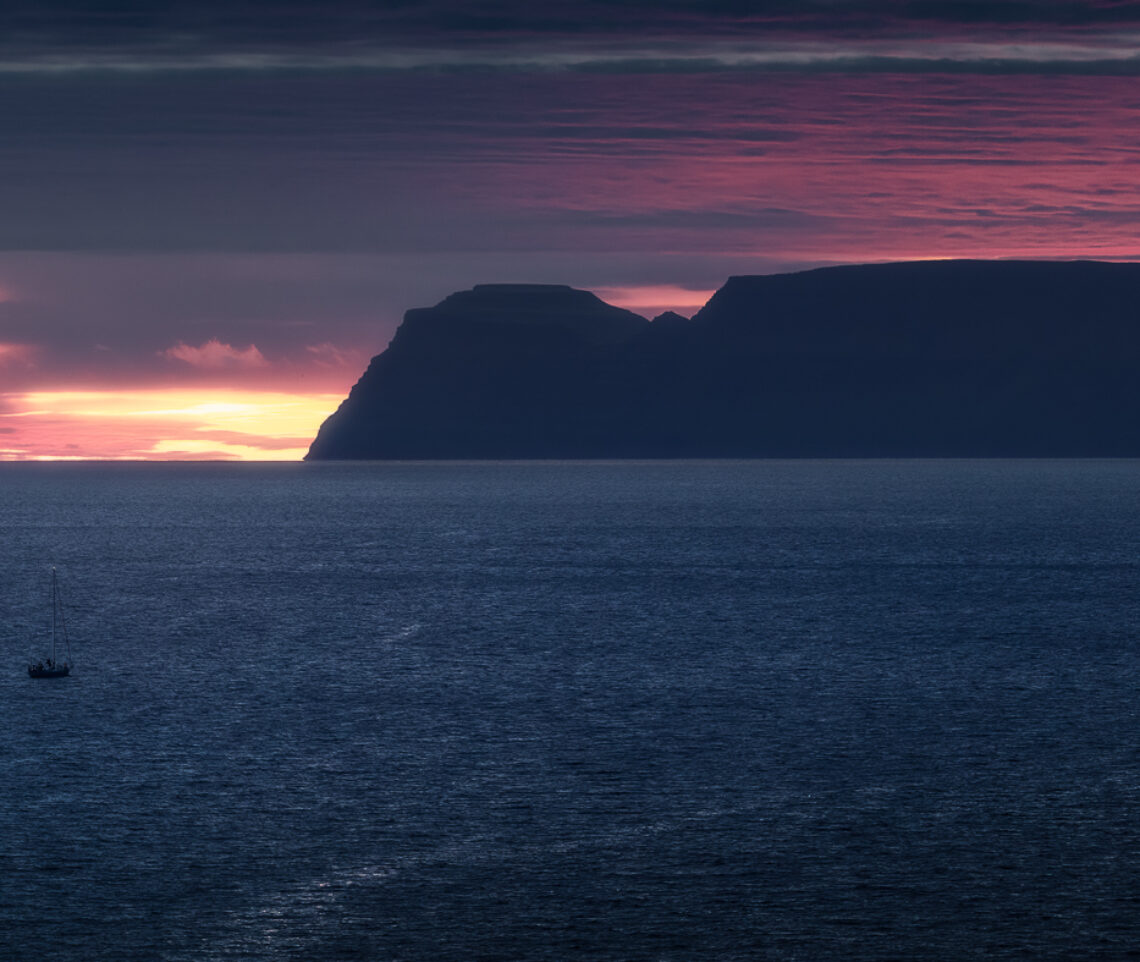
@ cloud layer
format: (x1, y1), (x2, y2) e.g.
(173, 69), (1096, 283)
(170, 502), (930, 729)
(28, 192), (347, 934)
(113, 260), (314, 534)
(162, 339), (269, 369)
(1, 2), (1139, 457)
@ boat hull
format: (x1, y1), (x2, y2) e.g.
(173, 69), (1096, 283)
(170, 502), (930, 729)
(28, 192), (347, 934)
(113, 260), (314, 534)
(28, 664), (70, 678)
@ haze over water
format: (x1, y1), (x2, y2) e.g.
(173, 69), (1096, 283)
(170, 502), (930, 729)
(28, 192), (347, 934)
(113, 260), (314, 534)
(3, 460), (1140, 961)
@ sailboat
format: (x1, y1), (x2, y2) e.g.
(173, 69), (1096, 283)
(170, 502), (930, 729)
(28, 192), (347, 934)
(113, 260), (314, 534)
(27, 567), (72, 679)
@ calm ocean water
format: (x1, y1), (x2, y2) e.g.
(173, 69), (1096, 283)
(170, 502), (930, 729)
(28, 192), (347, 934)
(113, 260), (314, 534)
(3, 460), (1140, 961)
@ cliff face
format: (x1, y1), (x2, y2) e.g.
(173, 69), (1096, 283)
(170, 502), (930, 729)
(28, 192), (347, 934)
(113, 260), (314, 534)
(305, 283), (654, 459)
(305, 262), (1140, 459)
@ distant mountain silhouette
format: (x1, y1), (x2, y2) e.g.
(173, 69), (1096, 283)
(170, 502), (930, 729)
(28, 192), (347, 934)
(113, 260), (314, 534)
(305, 262), (1140, 459)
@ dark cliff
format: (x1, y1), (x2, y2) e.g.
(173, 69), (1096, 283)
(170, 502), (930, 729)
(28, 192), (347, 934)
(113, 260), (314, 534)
(305, 262), (1140, 459)
(306, 284), (652, 459)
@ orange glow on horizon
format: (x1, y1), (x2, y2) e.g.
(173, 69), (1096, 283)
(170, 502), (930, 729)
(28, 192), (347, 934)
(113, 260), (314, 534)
(0, 389), (345, 461)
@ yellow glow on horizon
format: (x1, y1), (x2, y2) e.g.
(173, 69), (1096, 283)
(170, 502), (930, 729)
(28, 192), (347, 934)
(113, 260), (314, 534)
(20, 390), (340, 427)
(148, 439), (313, 461)
(0, 388), (345, 461)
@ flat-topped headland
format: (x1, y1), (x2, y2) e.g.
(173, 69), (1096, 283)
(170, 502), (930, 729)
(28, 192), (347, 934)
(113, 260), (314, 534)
(306, 261), (1140, 459)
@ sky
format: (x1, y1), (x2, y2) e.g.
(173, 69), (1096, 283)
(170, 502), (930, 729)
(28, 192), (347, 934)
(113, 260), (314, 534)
(4, 0), (1140, 459)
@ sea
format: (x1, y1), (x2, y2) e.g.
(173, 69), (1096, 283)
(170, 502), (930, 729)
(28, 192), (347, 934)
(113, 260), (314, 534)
(3, 459), (1140, 962)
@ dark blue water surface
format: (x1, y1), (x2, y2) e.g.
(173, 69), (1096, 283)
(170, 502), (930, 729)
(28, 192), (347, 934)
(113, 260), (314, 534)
(4, 460), (1140, 961)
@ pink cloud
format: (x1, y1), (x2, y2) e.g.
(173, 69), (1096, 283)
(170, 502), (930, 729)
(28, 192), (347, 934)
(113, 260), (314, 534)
(305, 342), (365, 368)
(161, 338), (268, 369)
(0, 343), (35, 366)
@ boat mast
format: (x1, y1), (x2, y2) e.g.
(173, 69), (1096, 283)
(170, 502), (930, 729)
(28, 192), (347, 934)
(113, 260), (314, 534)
(56, 570), (72, 666)
(50, 567), (57, 664)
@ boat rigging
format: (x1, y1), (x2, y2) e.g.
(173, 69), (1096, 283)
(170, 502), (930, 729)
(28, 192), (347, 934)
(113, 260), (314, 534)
(28, 567), (73, 679)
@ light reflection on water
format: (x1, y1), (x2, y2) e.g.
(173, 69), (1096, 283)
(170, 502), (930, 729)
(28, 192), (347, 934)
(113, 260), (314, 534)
(2, 460), (1140, 961)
